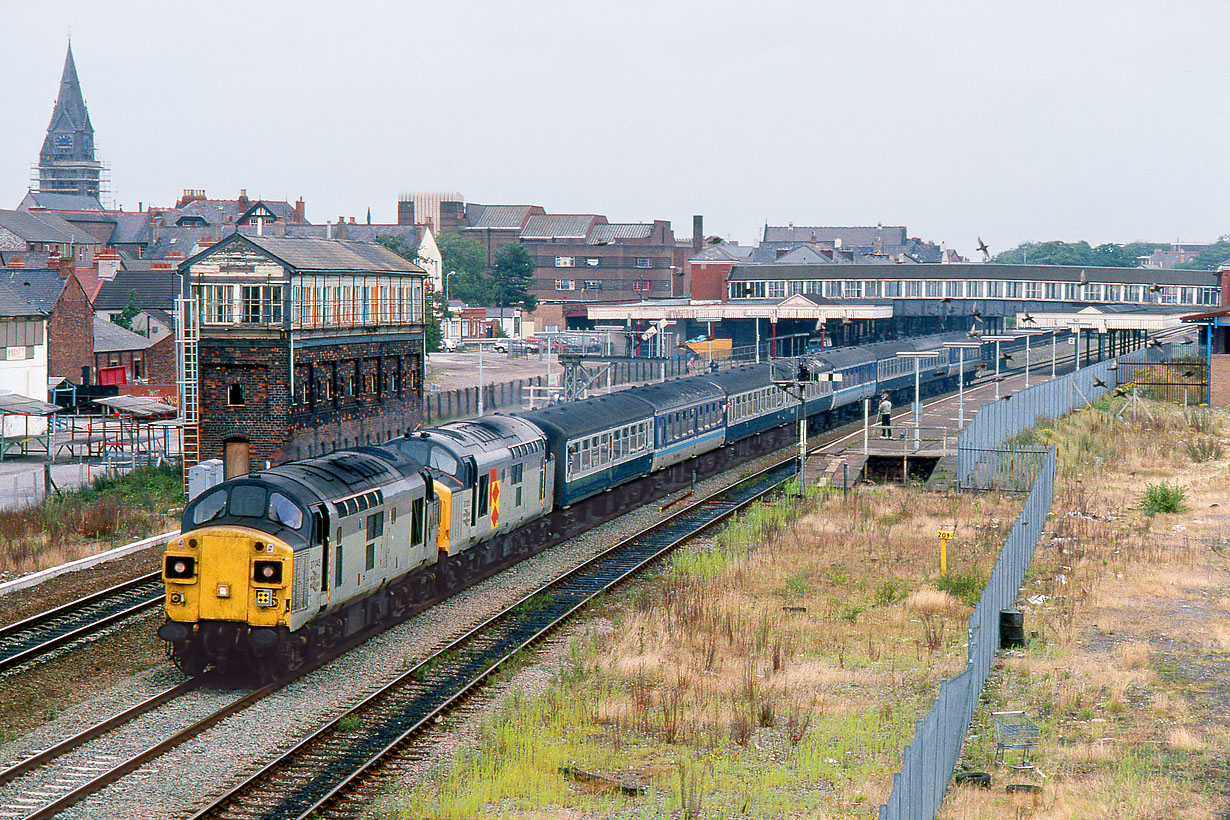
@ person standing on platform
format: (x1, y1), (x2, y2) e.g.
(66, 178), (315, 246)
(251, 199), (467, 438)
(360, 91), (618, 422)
(878, 392), (892, 438)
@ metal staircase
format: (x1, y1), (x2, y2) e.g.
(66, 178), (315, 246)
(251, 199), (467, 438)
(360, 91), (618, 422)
(176, 296), (200, 494)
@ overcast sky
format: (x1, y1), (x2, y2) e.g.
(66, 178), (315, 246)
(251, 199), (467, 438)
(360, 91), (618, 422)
(3, 1), (1227, 255)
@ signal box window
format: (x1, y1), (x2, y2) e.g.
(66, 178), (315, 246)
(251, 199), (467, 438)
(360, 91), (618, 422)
(227, 384), (245, 406)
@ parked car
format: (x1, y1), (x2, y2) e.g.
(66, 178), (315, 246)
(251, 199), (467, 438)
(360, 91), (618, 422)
(439, 338), (461, 352)
(492, 338), (540, 354)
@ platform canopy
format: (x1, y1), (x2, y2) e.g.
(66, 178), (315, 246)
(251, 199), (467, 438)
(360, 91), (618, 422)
(93, 395), (177, 418)
(0, 391), (59, 416)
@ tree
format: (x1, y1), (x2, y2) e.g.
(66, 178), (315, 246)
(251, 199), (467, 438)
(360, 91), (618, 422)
(376, 234), (445, 352)
(436, 233), (494, 305)
(491, 243), (537, 312)
(112, 290), (141, 332)
(993, 239), (1169, 268)
(1177, 237), (1230, 270)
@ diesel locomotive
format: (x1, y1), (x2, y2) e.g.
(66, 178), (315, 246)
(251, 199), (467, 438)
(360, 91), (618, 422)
(159, 332), (996, 677)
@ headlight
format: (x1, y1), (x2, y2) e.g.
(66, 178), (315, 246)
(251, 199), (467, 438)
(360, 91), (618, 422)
(164, 555), (196, 580)
(252, 560), (283, 585)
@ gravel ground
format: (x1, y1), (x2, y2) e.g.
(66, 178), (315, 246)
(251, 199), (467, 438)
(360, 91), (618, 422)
(0, 452), (781, 820)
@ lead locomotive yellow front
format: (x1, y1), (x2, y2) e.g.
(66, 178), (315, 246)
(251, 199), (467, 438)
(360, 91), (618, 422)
(159, 526), (293, 675)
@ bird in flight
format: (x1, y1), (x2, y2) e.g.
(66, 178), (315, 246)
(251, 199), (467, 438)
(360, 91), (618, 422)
(1113, 386), (1129, 398)
(967, 326), (981, 339)
(707, 235), (724, 245)
(1183, 369), (1195, 378)
(1148, 282), (1163, 294)
(941, 296), (952, 304)
(976, 236), (989, 259)
(971, 308), (983, 321)
(1093, 377), (1107, 388)
(1022, 311), (1036, 324)
(1001, 352), (1014, 361)
(1147, 338), (1163, 348)
(1078, 269), (1088, 286)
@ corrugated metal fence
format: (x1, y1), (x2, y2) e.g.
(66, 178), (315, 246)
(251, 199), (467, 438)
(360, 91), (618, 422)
(879, 448), (1054, 820)
(876, 343), (1188, 819)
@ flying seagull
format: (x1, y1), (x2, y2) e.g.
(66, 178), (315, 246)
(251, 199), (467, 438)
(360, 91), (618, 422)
(976, 236), (990, 260)
(941, 296), (952, 305)
(1113, 386), (1129, 398)
(1078, 269), (1088, 286)
(1021, 311), (1036, 324)
(707, 235), (724, 245)
(1093, 377), (1107, 388)
(976, 362), (989, 371)
(1183, 369), (1195, 378)
(1001, 352), (1014, 362)
(1148, 282), (1163, 294)
(1147, 338), (1163, 348)
(967, 327), (981, 339)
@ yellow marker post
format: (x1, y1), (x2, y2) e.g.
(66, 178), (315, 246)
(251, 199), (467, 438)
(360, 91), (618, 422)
(937, 529), (954, 576)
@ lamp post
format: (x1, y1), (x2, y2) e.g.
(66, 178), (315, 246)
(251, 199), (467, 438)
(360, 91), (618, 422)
(983, 335), (1016, 401)
(943, 341), (982, 430)
(898, 350), (940, 450)
(445, 270), (457, 343)
(1016, 329), (1046, 389)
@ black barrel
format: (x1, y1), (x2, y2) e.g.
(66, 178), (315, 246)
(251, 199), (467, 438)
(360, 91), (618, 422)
(999, 608), (1026, 648)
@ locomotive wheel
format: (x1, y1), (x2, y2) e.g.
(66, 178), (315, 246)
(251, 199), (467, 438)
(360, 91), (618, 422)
(172, 643), (206, 677)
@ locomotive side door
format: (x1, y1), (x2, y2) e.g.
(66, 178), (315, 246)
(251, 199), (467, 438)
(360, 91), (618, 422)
(312, 503), (330, 610)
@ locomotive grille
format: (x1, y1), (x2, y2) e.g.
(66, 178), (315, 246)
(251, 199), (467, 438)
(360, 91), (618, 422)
(292, 555), (308, 611)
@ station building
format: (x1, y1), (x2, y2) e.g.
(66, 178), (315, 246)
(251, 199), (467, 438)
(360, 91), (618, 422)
(580, 262), (1216, 357)
(178, 233), (427, 476)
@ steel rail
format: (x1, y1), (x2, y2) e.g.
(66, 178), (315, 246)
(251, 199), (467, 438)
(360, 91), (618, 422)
(185, 461), (794, 820)
(0, 572), (163, 673)
(0, 676), (204, 787)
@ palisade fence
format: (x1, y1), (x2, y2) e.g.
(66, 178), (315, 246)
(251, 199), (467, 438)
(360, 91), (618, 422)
(878, 343), (1186, 820)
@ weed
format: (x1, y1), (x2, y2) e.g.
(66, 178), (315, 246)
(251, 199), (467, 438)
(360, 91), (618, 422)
(841, 605), (863, 624)
(935, 571), (985, 606)
(783, 573), (809, 599)
(1141, 482), (1187, 515)
(874, 578), (909, 605)
(1184, 435), (1223, 463)
(337, 713), (361, 731)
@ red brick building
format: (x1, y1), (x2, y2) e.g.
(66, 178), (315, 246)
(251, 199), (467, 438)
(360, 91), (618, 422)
(0, 254), (96, 383)
(180, 233), (427, 475)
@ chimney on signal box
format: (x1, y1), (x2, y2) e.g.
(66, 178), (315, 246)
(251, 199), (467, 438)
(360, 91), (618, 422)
(692, 215), (703, 257)
(1219, 260), (1230, 307)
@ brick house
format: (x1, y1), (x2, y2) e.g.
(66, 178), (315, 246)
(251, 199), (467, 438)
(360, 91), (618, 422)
(180, 233), (427, 476)
(0, 254), (95, 383)
(92, 315), (176, 386)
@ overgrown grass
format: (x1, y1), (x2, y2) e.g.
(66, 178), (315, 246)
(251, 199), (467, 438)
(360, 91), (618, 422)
(391, 483), (1023, 817)
(942, 396), (1228, 819)
(0, 464), (184, 576)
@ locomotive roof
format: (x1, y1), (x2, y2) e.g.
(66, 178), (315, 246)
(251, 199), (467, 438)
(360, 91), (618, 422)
(515, 391), (652, 439)
(407, 415), (544, 455)
(254, 448), (422, 505)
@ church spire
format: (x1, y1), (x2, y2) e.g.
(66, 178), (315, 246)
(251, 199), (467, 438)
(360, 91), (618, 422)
(35, 40), (103, 200)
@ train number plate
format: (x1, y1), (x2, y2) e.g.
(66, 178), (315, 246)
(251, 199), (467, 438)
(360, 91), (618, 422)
(254, 588), (274, 607)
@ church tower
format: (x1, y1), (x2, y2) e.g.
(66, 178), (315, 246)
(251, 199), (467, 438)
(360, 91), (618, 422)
(35, 41), (104, 199)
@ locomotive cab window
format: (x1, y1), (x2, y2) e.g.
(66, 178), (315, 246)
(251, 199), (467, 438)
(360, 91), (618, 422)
(230, 485), (267, 518)
(191, 489), (227, 525)
(268, 493), (302, 529)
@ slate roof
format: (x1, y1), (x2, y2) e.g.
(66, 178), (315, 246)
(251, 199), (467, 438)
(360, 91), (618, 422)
(93, 315), (158, 353)
(520, 214), (601, 240)
(0, 281), (44, 318)
(191, 234), (423, 275)
(144, 227), (220, 259)
(109, 212), (152, 245)
(280, 223), (420, 246)
(0, 269), (67, 312)
(588, 223), (653, 244)
(17, 191), (105, 212)
(0, 209), (93, 245)
(95, 270), (180, 312)
(466, 205), (536, 230)
(689, 244), (754, 262)
(762, 225), (909, 246)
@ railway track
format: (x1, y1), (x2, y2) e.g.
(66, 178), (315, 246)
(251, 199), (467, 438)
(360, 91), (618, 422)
(0, 572), (163, 674)
(186, 459), (795, 820)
